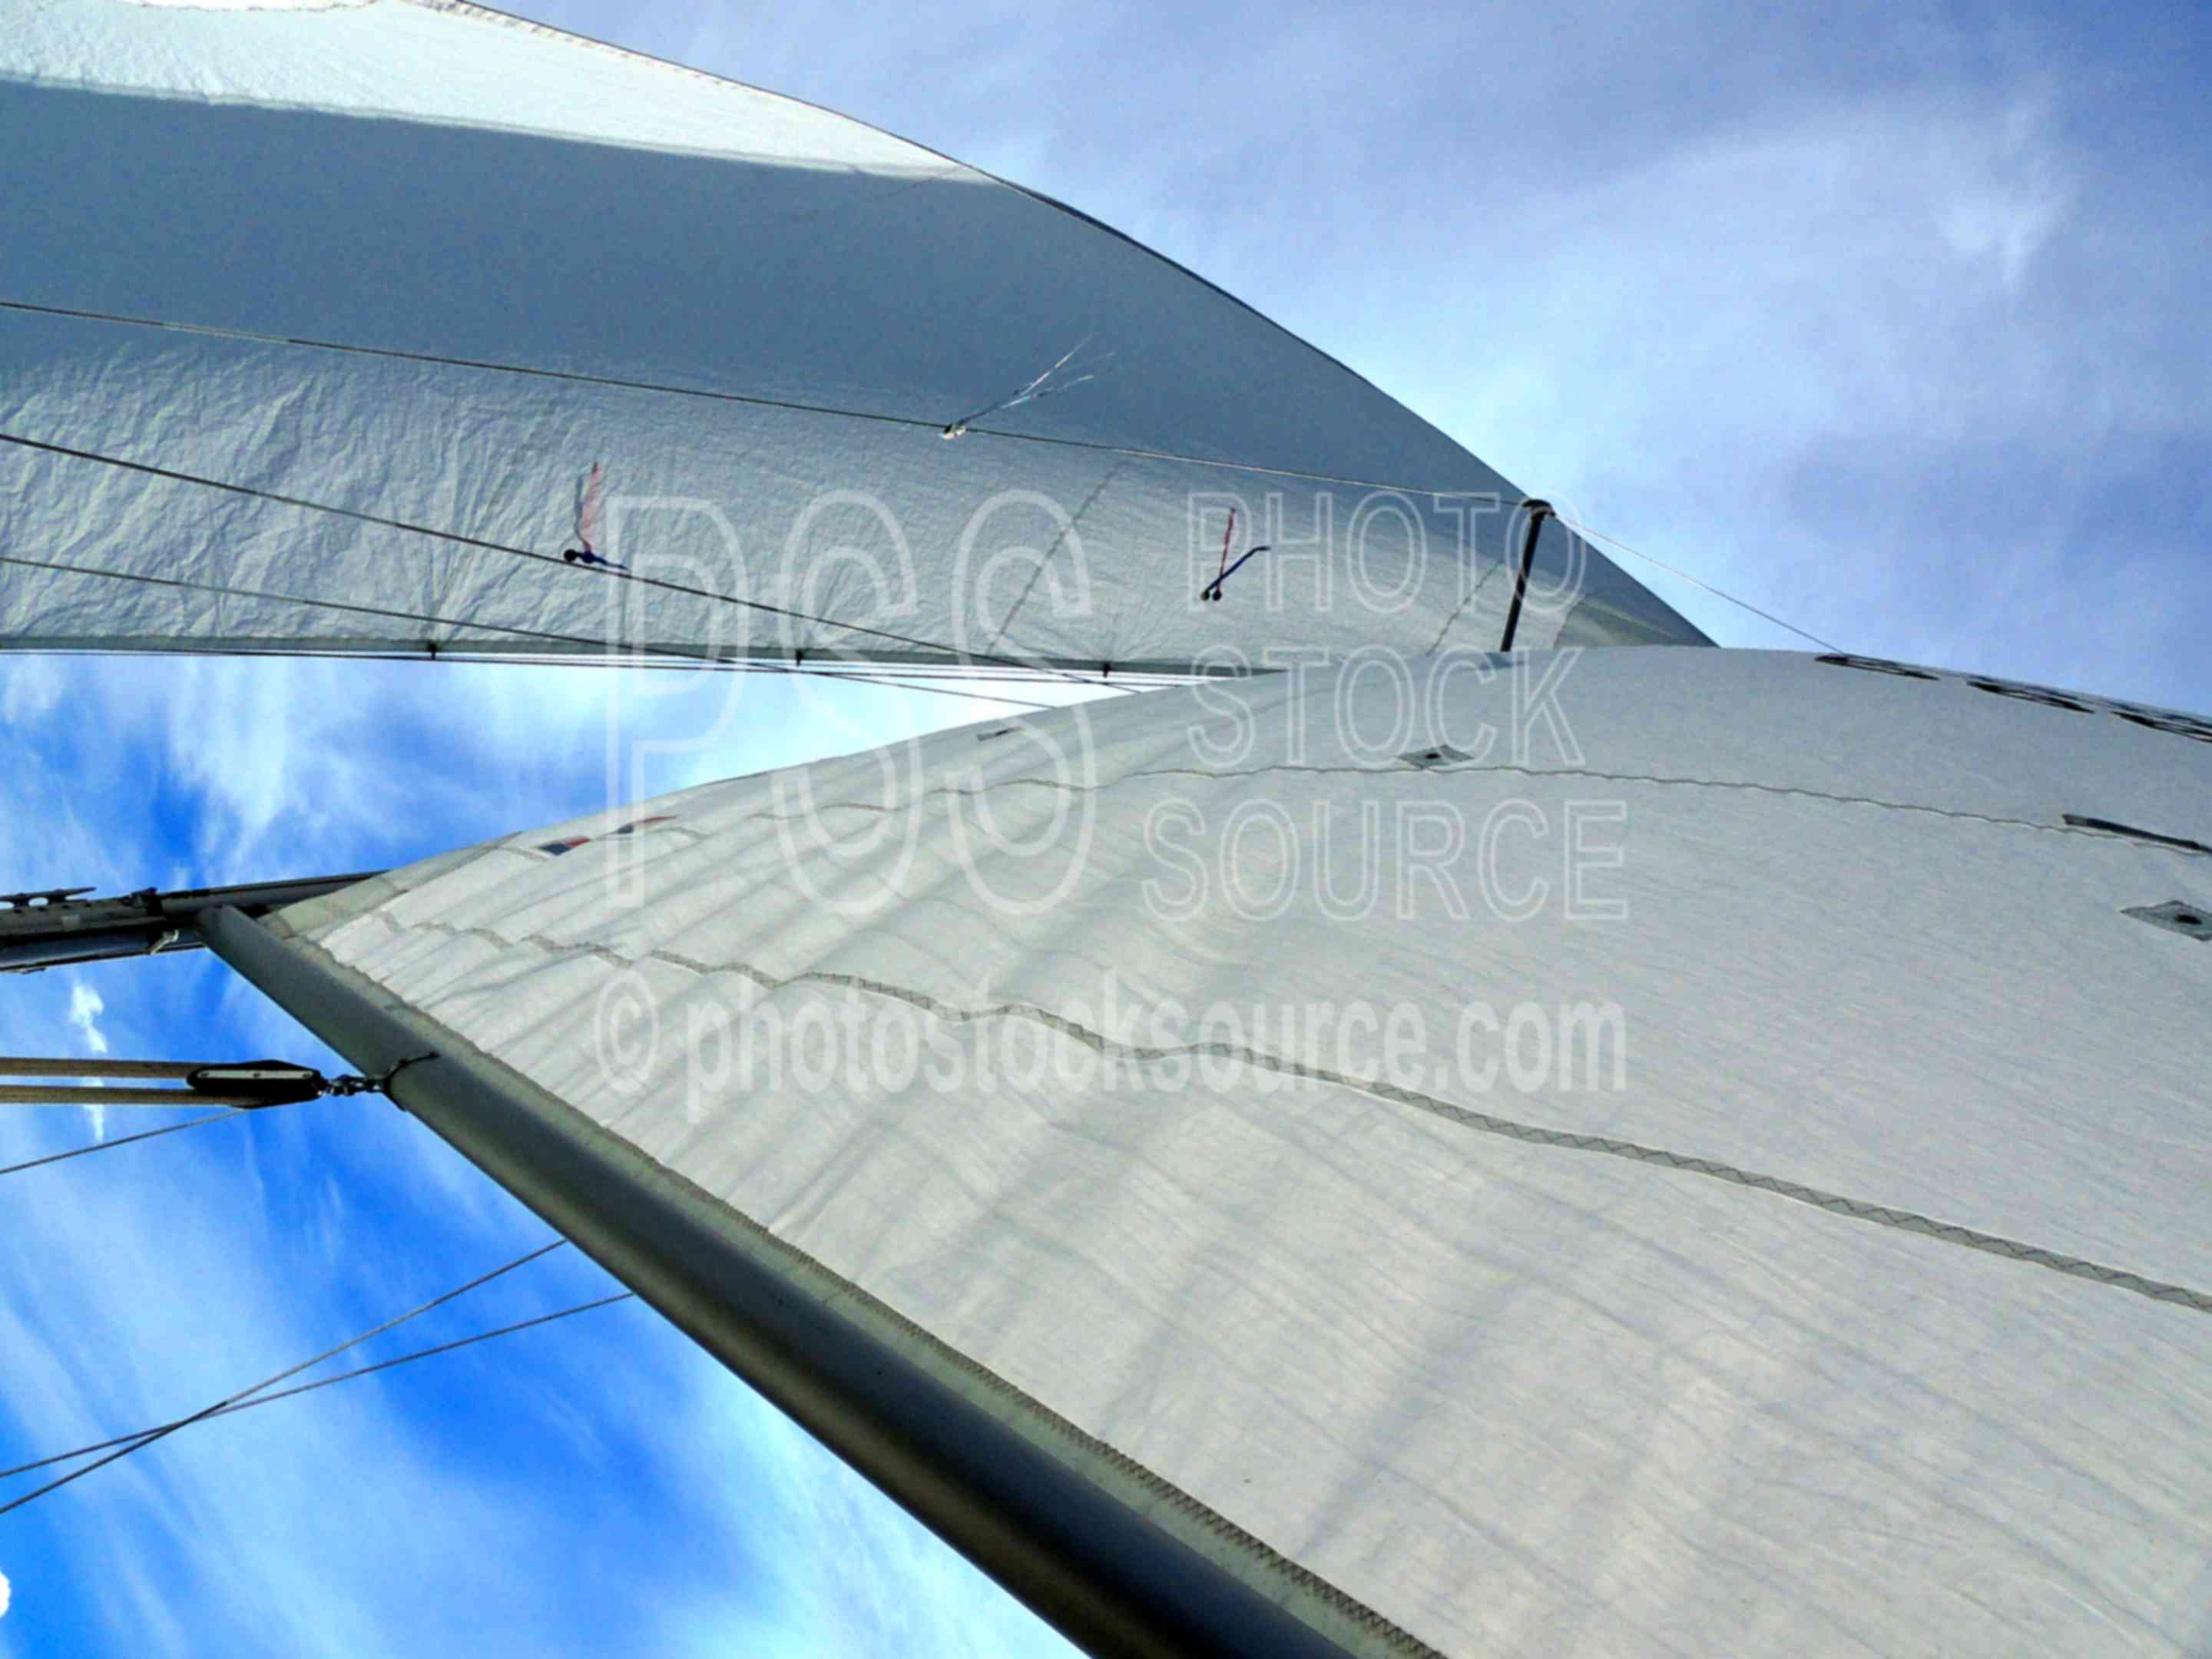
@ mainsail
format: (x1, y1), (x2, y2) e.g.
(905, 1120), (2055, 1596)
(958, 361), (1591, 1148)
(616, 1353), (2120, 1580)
(0, 0), (1706, 674)
(217, 647), (2212, 1656)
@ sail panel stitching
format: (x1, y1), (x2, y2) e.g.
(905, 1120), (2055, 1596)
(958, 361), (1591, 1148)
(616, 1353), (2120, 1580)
(351, 912), (2212, 1320)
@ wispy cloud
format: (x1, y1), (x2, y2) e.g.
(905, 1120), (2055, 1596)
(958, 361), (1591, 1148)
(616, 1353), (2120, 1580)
(0, 646), (1074, 1658)
(1929, 91), (2076, 290)
(0, 659), (61, 727)
(65, 982), (108, 1058)
(66, 977), (111, 1142)
(688, 0), (2201, 708)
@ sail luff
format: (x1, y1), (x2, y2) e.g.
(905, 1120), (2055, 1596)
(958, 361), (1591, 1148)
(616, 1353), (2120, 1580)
(197, 901), (1419, 1659)
(259, 646), (2212, 1657)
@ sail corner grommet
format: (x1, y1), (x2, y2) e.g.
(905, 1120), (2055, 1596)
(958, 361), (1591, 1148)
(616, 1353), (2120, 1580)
(2123, 900), (2211, 942)
(1399, 743), (1473, 771)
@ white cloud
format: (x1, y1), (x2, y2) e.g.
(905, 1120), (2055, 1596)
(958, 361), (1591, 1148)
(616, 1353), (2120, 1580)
(0, 659), (62, 726)
(0, 1053), (641, 1659)
(0, 1566), (12, 1618)
(67, 980), (110, 1057)
(68, 977), (111, 1141)
(1926, 90), (2076, 291)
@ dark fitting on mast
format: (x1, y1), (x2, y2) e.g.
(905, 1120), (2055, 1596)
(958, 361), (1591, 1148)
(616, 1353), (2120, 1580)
(0, 871), (380, 974)
(1498, 497), (1553, 653)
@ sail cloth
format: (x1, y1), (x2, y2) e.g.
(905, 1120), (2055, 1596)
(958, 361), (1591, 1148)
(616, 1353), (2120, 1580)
(270, 647), (2212, 1656)
(0, 0), (1706, 674)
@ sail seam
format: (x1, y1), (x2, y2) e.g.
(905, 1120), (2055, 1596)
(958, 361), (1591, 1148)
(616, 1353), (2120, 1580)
(1420, 554), (1510, 656)
(1115, 761), (2207, 848)
(275, 913), (1446, 1659)
(981, 456), (1132, 656)
(349, 912), (2212, 1320)
(583, 756), (2198, 856)
(0, 295), (1549, 505)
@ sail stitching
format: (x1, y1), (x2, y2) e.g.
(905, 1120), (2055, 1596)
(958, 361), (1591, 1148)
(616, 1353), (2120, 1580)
(588, 755), (2201, 854)
(0, 296), (1522, 502)
(0, 431), (1117, 693)
(284, 918), (1446, 1659)
(355, 912), (2212, 1320)
(1420, 555), (1509, 655)
(979, 456), (1132, 655)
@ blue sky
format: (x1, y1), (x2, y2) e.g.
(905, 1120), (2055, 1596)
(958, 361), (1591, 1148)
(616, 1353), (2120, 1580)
(0, 659), (1094, 1658)
(2, 1), (2207, 1654)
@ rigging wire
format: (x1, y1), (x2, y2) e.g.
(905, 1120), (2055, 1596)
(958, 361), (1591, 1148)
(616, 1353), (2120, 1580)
(0, 628), (1082, 711)
(0, 1238), (570, 1518)
(1555, 516), (1843, 654)
(0, 1292), (637, 1483)
(732, 664), (1064, 710)
(0, 555), (1069, 712)
(0, 1108), (248, 1179)
(0, 294), (1512, 498)
(2, 646), (1192, 692)
(0, 301), (1845, 658)
(0, 430), (1118, 695)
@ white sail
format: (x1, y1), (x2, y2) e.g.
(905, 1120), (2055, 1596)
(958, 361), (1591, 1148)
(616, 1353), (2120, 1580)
(260, 646), (2212, 1656)
(0, 0), (1705, 674)
(27, 5), (2209, 1652)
